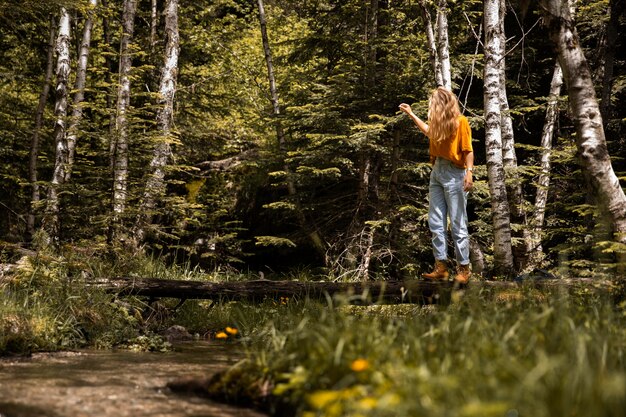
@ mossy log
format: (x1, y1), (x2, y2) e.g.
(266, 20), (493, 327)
(96, 276), (616, 304)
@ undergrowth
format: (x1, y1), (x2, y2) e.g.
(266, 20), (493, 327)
(207, 288), (626, 417)
(0, 245), (255, 355)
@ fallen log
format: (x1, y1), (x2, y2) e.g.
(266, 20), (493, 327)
(94, 276), (617, 304)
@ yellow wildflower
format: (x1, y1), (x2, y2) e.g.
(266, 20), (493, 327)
(225, 326), (238, 335)
(215, 331), (228, 339)
(350, 358), (370, 372)
(358, 397), (378, 410)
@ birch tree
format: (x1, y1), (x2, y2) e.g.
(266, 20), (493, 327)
(65, 0), (97, 183)
(436, 0), (451, 89)
(483, 0), (514, 273)
(111, 0), (137, 235)
(42, 8), (71, 243)
(528, 62), (563, 268)
(256, 0), (325, 256)
(418, 0), (444, 87)
(497, 0), (528, 268)
(150, 0), (158, 51)
(540, 0), (626, 245)
(134, 0), (179, 244)
(28, 15), (55, 238)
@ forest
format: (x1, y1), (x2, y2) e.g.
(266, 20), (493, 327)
(1, 0), (626, 416)
(0, 0), (625, 277)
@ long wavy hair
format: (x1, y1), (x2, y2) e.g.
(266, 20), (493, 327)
(427, 87), (461, 144)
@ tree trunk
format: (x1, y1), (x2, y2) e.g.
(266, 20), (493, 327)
(498, 0), (528, 269)
(484, 0), (515, 274)
(390, 130), (401, 198)
(418, 1), (444, 87)
(540, 0), (626, 245)
(95, 276), (612, 303)
(42, 8), (72, 244)
(528, 62), (563, 269)
(111, 0), (137, 237)
(28, 15), (56, 239)
(65, 0), (98, 183)
(600, 0), (625, 121)
(366, 0), (378, 89)
(436, 0), (451, 89)
(257, 0), (282, 139)
(134, 0), (179, 244)
(151, 0), (158, 52)
(102, 0), (116, 134)
(256, 0), (326, 257)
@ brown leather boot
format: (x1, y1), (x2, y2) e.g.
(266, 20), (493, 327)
(422, 260), (449, 281)
(455, 264), (471, 284)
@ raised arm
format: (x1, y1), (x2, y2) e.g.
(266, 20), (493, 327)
(399, 103), (429, 136)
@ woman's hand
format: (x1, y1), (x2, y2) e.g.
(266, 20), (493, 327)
(399, 103), (413, 115)
(464, 171), (473, 192)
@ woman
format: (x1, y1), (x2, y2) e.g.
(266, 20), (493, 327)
(399, 87), (474, 284)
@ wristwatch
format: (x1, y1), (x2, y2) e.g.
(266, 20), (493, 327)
(466, 167), (474, 172)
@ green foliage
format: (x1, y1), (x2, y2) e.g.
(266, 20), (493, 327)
(209, 290), (626, 417)
(0, 0), (625, 276)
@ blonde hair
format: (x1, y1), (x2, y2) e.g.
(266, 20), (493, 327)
(427, 87), (461, 144)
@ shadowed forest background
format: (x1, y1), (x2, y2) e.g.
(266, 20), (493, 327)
(1, 0), (625, 278)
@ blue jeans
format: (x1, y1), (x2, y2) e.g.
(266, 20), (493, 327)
(428, 158), (470, 265)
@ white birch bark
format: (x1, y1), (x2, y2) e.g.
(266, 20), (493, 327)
(436, 0), (451, 89)
(134, 0), (179, 243)
(418, 0), (444, 87)
(484, 0), (515, 273)
(540, 0), (626, 244)
(528, 62), (563, 268)
(498, 0), (528, 267)
(151, 0), (158, 51)
(111, 0), (137, 226)
(65, 0), (98, 183)
(28, 15), (56, 237)
(42, 8), (72, 243)
(498, 0), (519, 190)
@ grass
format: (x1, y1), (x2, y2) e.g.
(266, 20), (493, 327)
(206, 288), (626, 417)
(3, 247), (626, 417)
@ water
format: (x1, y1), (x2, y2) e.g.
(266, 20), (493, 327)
(0, 342), (266, 417)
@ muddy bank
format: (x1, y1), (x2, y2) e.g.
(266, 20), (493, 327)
(0, 342), (266, 417)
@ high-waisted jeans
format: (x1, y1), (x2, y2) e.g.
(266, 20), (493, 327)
(428, 158), (470, 265)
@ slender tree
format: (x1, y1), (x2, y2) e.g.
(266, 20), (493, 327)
(540, 0), (626, 246)
(111, 0), (137, 236)
(483, 0), (515, 273)
(28, 15), (56, 238)
(436, 0), (451, 89)
(600, 0), (625, 120)
(256, 0), (326, 256)
(418, 0), (444, 87)
(42, 8), (72, 243)
(498, 0), (528, 268)
(528, 62), (563, 268)
(65, 0), (98, 183)
(134, 0), (179, 244)
(366, 0), (379, 90)
(151, 0), (158, 51)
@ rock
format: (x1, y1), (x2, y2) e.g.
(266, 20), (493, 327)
(161, 325), (192, 342)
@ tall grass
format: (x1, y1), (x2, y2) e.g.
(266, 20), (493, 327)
(209, 288), (626, 417)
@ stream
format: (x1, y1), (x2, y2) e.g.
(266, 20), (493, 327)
(0, 342), (266, 417)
